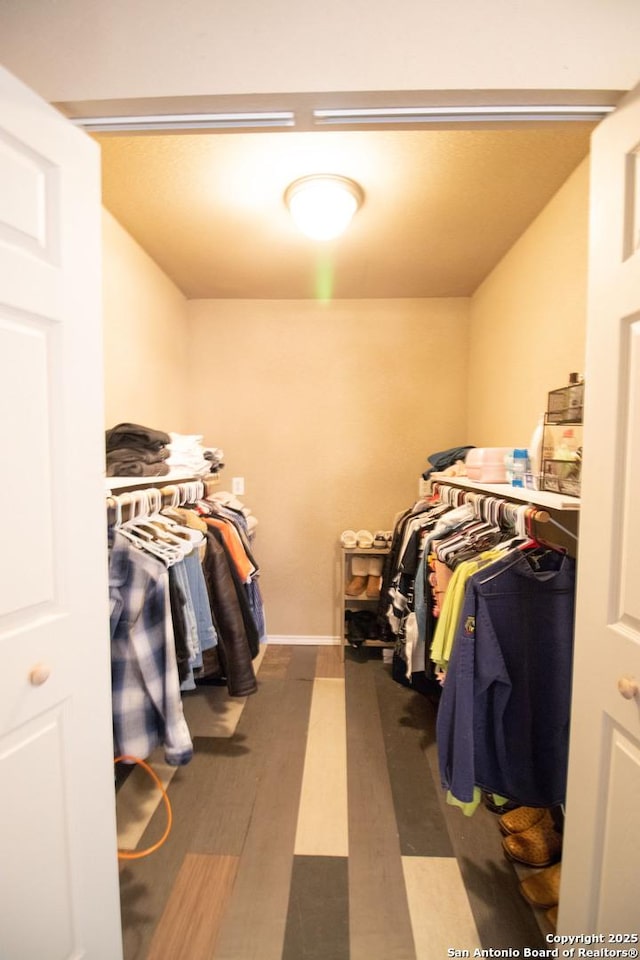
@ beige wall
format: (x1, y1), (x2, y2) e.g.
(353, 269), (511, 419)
(102, 209), (190, 433)
(101, 155), (590, 640)
(467, 158), (590, 447)
(186, 298), (470, 637)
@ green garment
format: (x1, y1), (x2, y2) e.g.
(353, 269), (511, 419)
(446, 788), (511, 817)
(430, 548), (504, 669)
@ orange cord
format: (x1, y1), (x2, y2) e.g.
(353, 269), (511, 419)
(114, 754), (173, 860)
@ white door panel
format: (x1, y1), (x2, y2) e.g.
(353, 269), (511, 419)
(0, 65), (122, 959)
(618, 317), (640, 625)
(0, 310), (56, 618)
(596, 730), (640, 929)
(3, 707), (77, 959)
(560, 82), (640, 934)
(0, 126), (56, 255)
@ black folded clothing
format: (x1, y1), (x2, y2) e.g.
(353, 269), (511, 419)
(106, 422), (171, 452)
(422, 445), (475, 480)
(106, 446), (170, 465)
(106, 460), (171, 478)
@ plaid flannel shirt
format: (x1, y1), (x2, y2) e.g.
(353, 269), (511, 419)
(109, 531), (193, 765)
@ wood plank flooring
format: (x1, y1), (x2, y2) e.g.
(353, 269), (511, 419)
(116, 644), (548, 959)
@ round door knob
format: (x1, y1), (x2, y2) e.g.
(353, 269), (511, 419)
(29, 663), (51, 686)
(617, 676), (639, 700)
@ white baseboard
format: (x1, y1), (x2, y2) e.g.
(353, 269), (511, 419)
(266, 635), (340, 646)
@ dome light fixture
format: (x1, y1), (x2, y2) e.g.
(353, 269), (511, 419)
(284, 174), (364, 241)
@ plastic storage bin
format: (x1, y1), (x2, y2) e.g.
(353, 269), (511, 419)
(465, 447), (512, 483)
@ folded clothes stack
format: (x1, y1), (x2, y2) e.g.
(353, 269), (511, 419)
(166, 433), (225, 476)
(203, 446), (225, 474)
(105, 422), (171, 477)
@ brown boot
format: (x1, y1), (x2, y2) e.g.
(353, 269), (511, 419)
(366, 556), (383, 597)
(346, 575), (367, 596)
(502, 810), (562, 867)
(366, 575), (382, 598)
(519, 862), (561, 909)
(499, 805), (547, 836)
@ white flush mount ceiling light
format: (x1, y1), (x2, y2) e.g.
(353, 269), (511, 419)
(284, 174), (364, 241)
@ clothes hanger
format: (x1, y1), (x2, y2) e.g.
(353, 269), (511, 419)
(107, 489), (176, 562)
(117, 488), (185, 565)
(140, 506), (203, 555)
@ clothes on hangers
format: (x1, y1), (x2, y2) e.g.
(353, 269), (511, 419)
(382, 500), (451, 636)
(178, 549), (219, 691)
(195, 496), (266, 646)
(381, 480), (577, 816)
(381, 500), (476, 685)
(436, 544), (576, 810)
(210, 491), (259, 536)
(107, 481), (266, 762)
(168, 548), (219, 688)
(204, 515), (256, 583)
(429, 545), (507, 671)
(200, 526), (259, 696)
(169, 564), (197, 683)
(109, 529), (193, 765)
(165, 494), (266, 656)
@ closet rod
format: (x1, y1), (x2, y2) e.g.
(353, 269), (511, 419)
(106, 476), (221, 523)
(433, 481), (551, 523)
(434, 481), (580, 544)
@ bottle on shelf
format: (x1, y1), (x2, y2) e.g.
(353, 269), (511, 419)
(511, 448), (529, 488)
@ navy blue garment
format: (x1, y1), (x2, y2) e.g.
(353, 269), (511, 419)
(422, 445), (475, 479)
(436, 548), (575, 808)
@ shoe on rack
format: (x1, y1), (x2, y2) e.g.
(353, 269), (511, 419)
(340, 530), (357, 548)
(502, 810), (562, 868)
(519, 862), (561, 910)
(499, 805), (547, 836)
(373, 530), (387, 548)
(366, 575), (382, 598)
(355, 529), (373, 548)
(346, 575), (367, 596)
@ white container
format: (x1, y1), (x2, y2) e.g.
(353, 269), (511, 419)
(511, 448), (529, 488)
(529, 415), (545, 490)
(465, 447), (512, 483)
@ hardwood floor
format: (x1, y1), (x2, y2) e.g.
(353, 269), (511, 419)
(116, 644), (547, 959)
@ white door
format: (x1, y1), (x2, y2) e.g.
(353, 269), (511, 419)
(559, 82), (640, 933)
(0, 66), (123, 958)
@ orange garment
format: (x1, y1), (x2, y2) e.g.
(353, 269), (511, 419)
(428, 539), (454, 617)
(205, 517), (254, 583)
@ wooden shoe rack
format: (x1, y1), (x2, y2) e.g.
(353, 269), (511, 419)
(340, 545), (394, 662)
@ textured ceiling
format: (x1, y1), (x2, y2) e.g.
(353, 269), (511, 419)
(96, 124), (594, 300)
